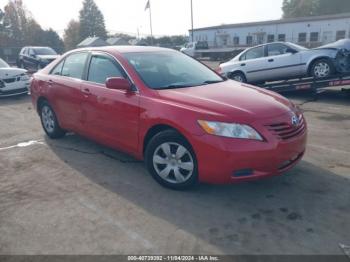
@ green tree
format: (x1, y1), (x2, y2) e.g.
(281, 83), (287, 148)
(63, 20), (81, 51)
(2, 0), (27, 46)
(79, 0), (107, 40)
(314, 0), (350, 15)
(41, 29), (64, 53)
(282, 0), (350, 18)
(282, 0), (316, 18)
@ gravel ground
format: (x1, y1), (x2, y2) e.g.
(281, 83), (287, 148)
(0, 84), (349, 255)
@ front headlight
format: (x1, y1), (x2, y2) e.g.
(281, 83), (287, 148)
(20, 74), (30, 81)
(198, 120), (263, 141)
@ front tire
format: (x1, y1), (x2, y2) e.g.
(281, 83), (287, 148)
(39, 101), (66, 139)
(310, 59), (334, 78)
(145, 130), (198, 190)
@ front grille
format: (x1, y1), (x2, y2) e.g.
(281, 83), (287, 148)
(265, 115), (306, 140)
(2, 74), (24, 84)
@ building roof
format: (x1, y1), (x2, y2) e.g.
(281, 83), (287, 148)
(191, 12), (350, 32)
(77, 37), (108, 47)
(106, 37), (130, 45)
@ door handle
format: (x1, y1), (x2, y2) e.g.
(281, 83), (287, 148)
(48, 79), (54, 86)
(241, 63), (246, 66)
(81, 87), (91, 95)
(268, 59), (274, 62)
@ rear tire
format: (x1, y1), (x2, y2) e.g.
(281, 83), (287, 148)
(229, 72), (247, 83)
(39, 101), (66, 139)
(145, 130), (198, 190)
(310, 59), (334, 78)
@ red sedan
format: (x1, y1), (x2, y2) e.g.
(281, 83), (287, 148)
(30, 46), (307, 189)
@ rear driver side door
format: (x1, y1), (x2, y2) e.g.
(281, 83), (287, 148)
(48, 52), (89, 132)
(240, 46), (269, 83)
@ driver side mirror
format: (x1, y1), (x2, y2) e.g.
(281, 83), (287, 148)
(105, 77), (132, 91)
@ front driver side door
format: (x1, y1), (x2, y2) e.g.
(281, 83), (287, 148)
(81, 53), (140, 154)
(265, 43), (302, 81)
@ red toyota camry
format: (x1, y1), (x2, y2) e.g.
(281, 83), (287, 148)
(30, 46), (307, 189)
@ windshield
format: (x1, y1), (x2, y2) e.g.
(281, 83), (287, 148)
(124, 51), (224, 89)
(0, 58), (9, 68)
(33, 47), (57, 56)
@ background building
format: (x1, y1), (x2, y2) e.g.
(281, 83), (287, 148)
(190, 13), (350, 49)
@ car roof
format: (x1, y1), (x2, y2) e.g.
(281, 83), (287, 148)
(71, 45), (175, 54)
(23, 46), (54, 49)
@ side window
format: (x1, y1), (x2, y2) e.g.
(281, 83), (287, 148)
(267, 44), (289, 56)
(244, 46), (264, 60)
(51, 60), (65, 76)
(61, 52), (89, 79)
(87, 55), (124, 84)
(29, 48), (35, 56)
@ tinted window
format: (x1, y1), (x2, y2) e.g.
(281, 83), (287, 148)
(267, 43), (289, 56)
(267, 34), (275, 43)
(88, 55), (124, 84)
(298, 33), (307, 43)
(233, 36), (239, 45)
(278, 34), (286, 42)
(61, 52), (88, 79)
(125, 51), (223, 89)
(33, 47), (57, 56)
(243, 46), (264, 60)
(310, 32), (319, 42)
(336, 31), (346, 41)
(51, 60), (65, 75)
(29, 49), (35, 56)
(246, 36), (253, 45)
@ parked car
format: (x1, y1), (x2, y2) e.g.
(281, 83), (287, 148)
(30, 46), (307, 189)
(17, 46), (60, 71)
(180, 41), (209, 57)
(0, 58), (30, 97)
(219, 41), (343, 83)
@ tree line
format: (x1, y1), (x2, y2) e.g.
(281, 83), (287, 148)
(282, 0), (350, 18)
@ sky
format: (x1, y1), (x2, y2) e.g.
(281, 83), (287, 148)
(0, 0), (284, 37)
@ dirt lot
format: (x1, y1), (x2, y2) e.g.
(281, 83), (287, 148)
(0, 84), (350, 254)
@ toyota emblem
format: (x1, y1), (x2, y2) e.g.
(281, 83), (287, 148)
(291, 114), (299, 127)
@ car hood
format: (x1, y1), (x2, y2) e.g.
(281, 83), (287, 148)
(0, 68), (27, 79)
(156, 80), (294, 123)
(37, 55), (59, 60)
(316, 39), (350, 50)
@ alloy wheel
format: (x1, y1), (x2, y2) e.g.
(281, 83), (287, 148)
(41, 105), (55, 133)
(313, 62), (330, 78)
(153, 142), (194, 184)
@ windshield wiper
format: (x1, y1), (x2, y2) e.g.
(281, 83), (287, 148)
(157, 83), (199, 90)
(202, 80), (225, 84)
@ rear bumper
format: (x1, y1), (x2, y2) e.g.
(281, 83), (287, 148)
(190, 130), (307, 184)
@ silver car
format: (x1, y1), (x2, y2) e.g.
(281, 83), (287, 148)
(219, 42), (340, 83)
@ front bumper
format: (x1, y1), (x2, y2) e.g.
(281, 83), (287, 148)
(190, 117), (307, 184)
(0, 80), (30, 97)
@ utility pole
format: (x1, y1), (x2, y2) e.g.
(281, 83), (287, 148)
(191, 0), (194, 42)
